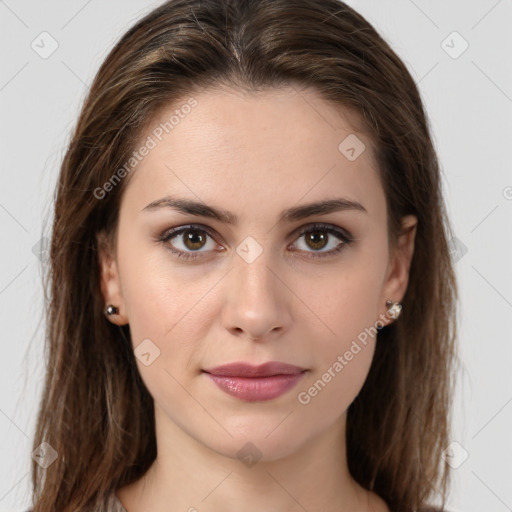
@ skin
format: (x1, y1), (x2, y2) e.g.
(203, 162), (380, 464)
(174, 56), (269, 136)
(98, 85), (417, 512)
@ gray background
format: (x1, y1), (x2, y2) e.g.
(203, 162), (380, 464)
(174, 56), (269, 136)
(1, 1), (511, 511)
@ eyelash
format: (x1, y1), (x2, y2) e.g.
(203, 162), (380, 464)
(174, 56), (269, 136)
(157, 222), (354, 261)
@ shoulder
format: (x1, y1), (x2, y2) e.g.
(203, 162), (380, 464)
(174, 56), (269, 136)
(420, 506), (464, 512)
(104, 490), (128, 512)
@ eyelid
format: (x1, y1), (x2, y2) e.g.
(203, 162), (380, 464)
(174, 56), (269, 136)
(289, 222), (353, 244)
(158, 222), (354, 260)
(161, 223), (218, 241)
(160, 222), (353, 243)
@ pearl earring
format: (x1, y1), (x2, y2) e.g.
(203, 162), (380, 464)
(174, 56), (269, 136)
(105, 305), (119, 316)
(385, 300), (402, 320)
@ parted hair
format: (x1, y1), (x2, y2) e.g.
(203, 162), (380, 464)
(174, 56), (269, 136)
(30, 1), (458, 510)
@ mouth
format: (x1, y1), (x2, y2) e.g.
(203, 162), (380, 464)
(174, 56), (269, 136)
(202, 361), (306, 377)
(202, 361), (308, 402)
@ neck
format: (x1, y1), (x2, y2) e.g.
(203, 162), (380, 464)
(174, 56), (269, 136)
(117, 403), (388, 512)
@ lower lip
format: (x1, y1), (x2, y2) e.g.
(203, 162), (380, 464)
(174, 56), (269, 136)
(203, 372), (307, 402)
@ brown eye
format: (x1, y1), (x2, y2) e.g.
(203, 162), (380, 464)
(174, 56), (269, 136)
(159, 222), (353, 262)
(304, 230), (329, 251)
(160, 225), (220, 260)
(291, 223), (353, 259)
(181, 229), (208, 250)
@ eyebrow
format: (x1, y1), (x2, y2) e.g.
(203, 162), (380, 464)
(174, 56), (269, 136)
(142, 195), (367, 224)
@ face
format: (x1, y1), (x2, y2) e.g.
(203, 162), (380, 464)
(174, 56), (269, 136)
(99, 86), (416, 461)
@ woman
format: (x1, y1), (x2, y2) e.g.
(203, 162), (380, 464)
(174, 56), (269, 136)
(29, 0), (458, 510)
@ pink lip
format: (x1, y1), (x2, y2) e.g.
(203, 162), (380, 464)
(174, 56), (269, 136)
(202, 362), (307, 402)
(203, 361), (306, 377)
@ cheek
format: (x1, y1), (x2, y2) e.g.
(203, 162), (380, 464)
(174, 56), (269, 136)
(296, 246), (385, 350)
(292, 246), (385, 415)
(116, 236), (219, 393)
(295, 340), (375, 433)
(295, 271), (379, 424)
(118, 233), (209, 341)
(119, 256), (202, 418)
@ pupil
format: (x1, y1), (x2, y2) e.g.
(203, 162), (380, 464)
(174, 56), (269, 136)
(308, 231), (327, 250)
(185, 230), (205, 249)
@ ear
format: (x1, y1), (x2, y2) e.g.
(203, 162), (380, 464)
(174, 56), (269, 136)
(97, 230), (129, 326)
(378, 214), (417, 325)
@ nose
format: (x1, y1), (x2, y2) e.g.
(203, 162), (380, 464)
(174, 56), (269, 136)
(220, 248), (293, 342)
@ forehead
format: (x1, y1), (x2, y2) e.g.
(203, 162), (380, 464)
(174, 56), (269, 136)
(122, 85), (384, 218)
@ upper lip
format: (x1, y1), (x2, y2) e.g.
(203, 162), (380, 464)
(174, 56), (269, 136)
(203, 361), (306, 377)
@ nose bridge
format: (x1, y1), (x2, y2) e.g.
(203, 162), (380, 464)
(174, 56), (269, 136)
(233, 239), (282, 305)
(221, 238), (290, 339)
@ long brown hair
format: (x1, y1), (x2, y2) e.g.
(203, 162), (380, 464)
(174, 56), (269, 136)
(30, 0), (459, 510)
